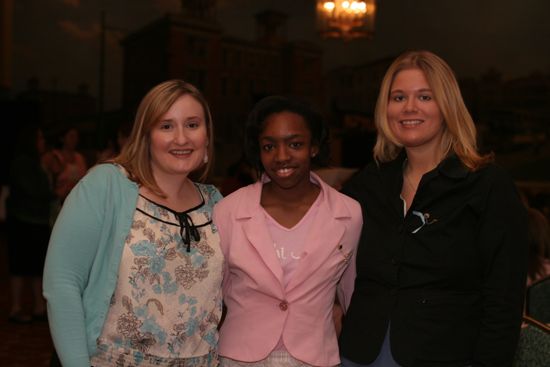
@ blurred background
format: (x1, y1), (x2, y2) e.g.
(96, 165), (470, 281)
(0, 0), (549, 365)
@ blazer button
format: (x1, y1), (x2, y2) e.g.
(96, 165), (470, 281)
(279, 301), (288, 311)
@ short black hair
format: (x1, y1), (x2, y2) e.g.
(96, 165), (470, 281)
(244, 95), (329, 174)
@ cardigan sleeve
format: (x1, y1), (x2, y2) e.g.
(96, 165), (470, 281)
(473, 168), (528, 366)
(43, 167), (110, 367)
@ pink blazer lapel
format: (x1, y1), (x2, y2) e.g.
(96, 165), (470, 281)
(286, 175), (352, 293)
(237, 182), (284, 287)
(241, 216), (284, 286)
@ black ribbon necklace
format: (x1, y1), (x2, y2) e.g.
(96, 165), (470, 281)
(175, 212), (201, 252)
(137, 192), (205, 253)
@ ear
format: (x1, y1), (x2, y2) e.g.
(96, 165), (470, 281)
(310, 145), (319, 158)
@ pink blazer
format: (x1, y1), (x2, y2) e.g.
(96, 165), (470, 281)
(213, 173), (362, 366)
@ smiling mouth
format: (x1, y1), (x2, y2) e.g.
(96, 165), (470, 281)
(274, 167), (295, 177)
(400, 119), (423, 126)
(170, 149), (193, 156)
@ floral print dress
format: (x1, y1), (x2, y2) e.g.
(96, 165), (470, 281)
(91, 184), (223, 367)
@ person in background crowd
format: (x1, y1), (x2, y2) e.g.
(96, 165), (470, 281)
(42, 127), (87, 227)
(526, 206), (550, 286)
(213, 96), (362, 367)
(7, 125), (54, 323)
(339, 50), (528, 367)
(44, 80), (223, 367)
(50, 127), (87, 201)
(96, 120), (133, 163)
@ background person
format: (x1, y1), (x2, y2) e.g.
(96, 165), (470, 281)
(50, 127), (87, 201)
(339, 50), (528, 367)
(43, 127), (87, 227)
(43, 80), (223, 367)
(213, 96), (362, 367)
(7, 125), (54, 323)
(526, 206), (550, 286)
(96, 120), (133, 163)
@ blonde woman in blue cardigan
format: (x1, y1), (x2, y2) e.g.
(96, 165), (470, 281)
(44, 80), (223, 367)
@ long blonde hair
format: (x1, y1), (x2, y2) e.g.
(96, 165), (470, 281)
(113, 79), (214, 196)
(373, 50), (492, 170)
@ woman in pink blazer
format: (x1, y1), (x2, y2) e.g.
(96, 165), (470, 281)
(213, 96), (362, 367)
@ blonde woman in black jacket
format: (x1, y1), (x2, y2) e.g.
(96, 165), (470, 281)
(339, 50), (528, 367)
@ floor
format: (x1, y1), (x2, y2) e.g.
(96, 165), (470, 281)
(0, 225), (55, 366)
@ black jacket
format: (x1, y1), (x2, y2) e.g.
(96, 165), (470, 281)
(339, 154), (528, 367)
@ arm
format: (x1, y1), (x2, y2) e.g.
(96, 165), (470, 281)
(43, 168), (109, 367)
(212, 202), (231, 297)
(335, 200), (363, 334)
(473, 171), (528, 366)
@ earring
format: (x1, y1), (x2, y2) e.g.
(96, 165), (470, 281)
(203, 152), (208, 164)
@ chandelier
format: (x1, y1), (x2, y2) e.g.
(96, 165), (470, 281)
(316, 0), (376, 41)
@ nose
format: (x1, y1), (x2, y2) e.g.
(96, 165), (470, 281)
(175, 126), (188, 145)
(275, 145), (290, 162)
(404, 97), (418, 113)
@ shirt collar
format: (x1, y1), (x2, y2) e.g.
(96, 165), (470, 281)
(437, 154), (469, 179)
(384, 151), (469, 180)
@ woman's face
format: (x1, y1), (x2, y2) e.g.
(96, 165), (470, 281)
(149, 94), (208, 182)
(387, 68), (445, 154)
(259, 111), (318, 191)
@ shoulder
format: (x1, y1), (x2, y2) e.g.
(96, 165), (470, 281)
(195, 182), (223, 205)
(475, 162), (512, 180)
(82, 163), (124, 183)
(76, 164), (136, 196)
(212, 183), (258, 232)
(470, 163), (518, 192)
(214, 182), (258, 214)
(469, 163), (526, 218)
(61, 164), (134, 216)
(318, 177), (362, 220)
(341, 161), (380, 197)
(327, 181), (360, 206)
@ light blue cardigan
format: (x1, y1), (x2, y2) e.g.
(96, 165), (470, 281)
(44, 164), (139, 366)
(43, 164), (219, 367)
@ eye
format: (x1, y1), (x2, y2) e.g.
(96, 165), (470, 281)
(186, 120), (201, 129)
(289, 141), (303, 149)
(390, 94), (405, 102)
(419, 94), (433, 101)
(262, 143), (274, 152)
(159, 121), (172, 130)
